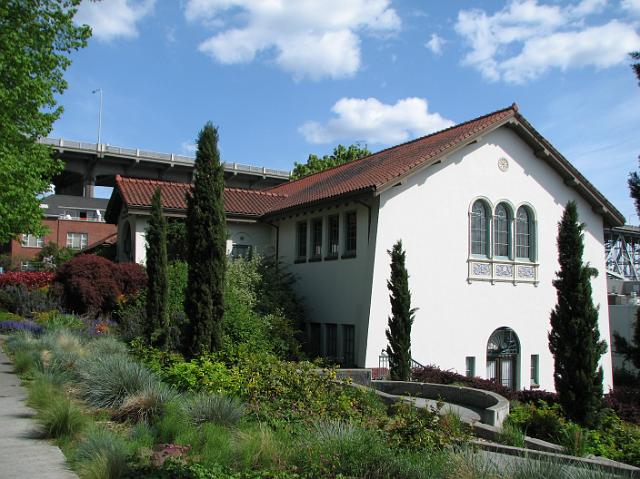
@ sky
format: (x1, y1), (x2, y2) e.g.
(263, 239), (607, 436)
(53, 0), (640, 222)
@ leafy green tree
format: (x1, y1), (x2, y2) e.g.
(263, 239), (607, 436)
(549, 201), (607, 426)
(385, 240), (417, 381)
(0, 1), (90, 242)
(146, 187), (169, 347)
(184, 123), (227, 357)
(291, 144), (371, 179)
(631, 51), (640, 84)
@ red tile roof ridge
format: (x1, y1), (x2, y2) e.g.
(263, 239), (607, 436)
(224, 187), (287, 198)
(264, 104), (517, 192)
(115, 175), (190, 189)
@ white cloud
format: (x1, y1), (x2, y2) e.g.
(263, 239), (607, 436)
(76, 0), (155, 41)
(299, 97), (454, 145)
(184, 0), (400, 80)
(622, 0), (640, 15)
(181, 141), (197, 154)
(455, 0), (640, 83)
(425, 33), (445, 56)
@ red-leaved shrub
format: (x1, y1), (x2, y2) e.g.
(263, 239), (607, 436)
(113, 263), (147, 295)
(411, 364), (513, 398)
(54, 255), (146, 315)
(0, 271), (55, 289)
(604, 387), (640, 425)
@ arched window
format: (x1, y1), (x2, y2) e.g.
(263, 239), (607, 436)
(516, 206), (533, 260)
(493, 203), (511, 258)
(470, 200), (489, 257)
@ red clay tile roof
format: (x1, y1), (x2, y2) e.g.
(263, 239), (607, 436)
(263, 105), (518, 211)
(113, 176), (286, 217)
(108, 104), (624, 226)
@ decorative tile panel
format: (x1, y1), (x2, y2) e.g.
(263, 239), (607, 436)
(517, 265), (535, 280)
(495, 264), (513, 277)
(472, 262), (491, 276)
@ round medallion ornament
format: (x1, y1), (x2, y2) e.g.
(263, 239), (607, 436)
(498, 157), (509, 172)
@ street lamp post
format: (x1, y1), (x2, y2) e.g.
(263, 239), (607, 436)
(92, 88), (103, 145)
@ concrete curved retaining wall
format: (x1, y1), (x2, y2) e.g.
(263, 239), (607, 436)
(372, 380), (510, 427)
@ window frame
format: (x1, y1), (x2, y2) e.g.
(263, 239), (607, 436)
(530, 354), (540, 387)
(343, 211), (357, 258)
(325, 323), (338, 360)
(310, 218), (323, 261)
(493, 203), (513, 259)
(465, 356), (476, 377)
(326, 214), (340, 259)
(516, 205), (536, 261)
(296, 221), (308, 262)
(21, 234), (44, 248)
(470, 200), (491, 258)
(66, 232), (88, 250)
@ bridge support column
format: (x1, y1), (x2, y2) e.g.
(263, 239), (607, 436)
(83, 175), (96, 198)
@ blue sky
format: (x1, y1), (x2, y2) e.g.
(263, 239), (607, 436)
(53, 0), (640, 222)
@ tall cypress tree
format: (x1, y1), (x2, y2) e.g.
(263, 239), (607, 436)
(385, 240), (416, 381)
(549, 201), (607, 426)
(145, 187), (169, 346)
(184, 122), (226, 357)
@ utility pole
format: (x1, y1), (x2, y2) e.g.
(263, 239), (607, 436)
(92, 88), (103, 145)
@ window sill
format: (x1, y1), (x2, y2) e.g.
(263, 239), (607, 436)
(294, 258), (307, 264)
(324, 255), (338, 261)
(308, 256), (322, 263)
(341, 252), (357, 259)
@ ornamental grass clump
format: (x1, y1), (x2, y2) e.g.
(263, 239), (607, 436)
(183, 392), (245, 427)
(37, 394), (87, 440)
(76, 354), (157, 409)
(74, 427), (130, 479)
(115, 381), (178, 424)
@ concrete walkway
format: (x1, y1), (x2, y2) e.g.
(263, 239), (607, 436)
(0, 348), (78, 478)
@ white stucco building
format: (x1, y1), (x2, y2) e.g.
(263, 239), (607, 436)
(106, 104), (624, 392)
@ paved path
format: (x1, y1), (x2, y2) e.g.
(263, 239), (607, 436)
(0, 348), (78, 479)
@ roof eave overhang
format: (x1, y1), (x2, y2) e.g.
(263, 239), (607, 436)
(508, 114), (625, 227)
(125, 205), (262, 222)
(372, 112), (624, 227)
(262, 187), (376, 221)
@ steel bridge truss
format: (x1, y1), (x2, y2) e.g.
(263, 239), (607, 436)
(605, 227), (640, 280)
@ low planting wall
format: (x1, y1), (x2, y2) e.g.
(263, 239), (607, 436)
(372, 380), (510, 427)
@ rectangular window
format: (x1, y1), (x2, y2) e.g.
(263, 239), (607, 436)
(325, 323), (337, 360)
(327, 215), (339, 258)
(79, 211), (87, 220)
(296, 221), (307, 259)
(530, 354), (539, 386)
(344, 211), (357, 256)
(465, 356), (476, 377)
(66, 232), (88, 250)
(21, 234), (44, 248)
(231, 244), (251, 260)
(311, 218), (323, 258)
(343, 325), (355, 367)
(308, 323), (321, 358)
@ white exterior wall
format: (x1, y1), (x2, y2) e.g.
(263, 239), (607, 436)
(366, 126), (613, 391)
(115, 212), (274, 265)
(276, 201), (378, 366)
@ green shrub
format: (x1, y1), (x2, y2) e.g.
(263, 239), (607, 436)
(153, 402), (194, 444)
(183, 392), (244, 427)
(4, 330), (37, 355)
(90, 336), (129, 357)
(385, 401), (468, 452)
(560, 422), (589, 457)
(507, 401), (566, 442)
(35, 311), (84, 331)
(499, 421), (526, 448)
(37, 394), (87, 439)
(74, 427), (130, 479)
(0, 311), (22, 322)
(232, 423), (285, 471)
(293, 421), (447, 479)
(76, 354), (157, 409)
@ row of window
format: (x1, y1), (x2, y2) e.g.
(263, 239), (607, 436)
(21, 233), (88, 250)
(464, 354), (539, 386)
(296, 211), (357, 261)
(307, 323), (356, 367)
(470, 200), (536, 261)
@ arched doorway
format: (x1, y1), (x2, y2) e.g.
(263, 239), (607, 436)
(486, 327), (520, 390)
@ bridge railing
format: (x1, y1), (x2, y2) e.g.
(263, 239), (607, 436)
(39, 138), (291, 178)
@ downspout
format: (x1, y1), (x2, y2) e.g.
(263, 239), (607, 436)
(356, 200), (372, 242)
(265, 220), (280, 270)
